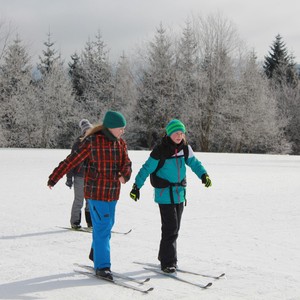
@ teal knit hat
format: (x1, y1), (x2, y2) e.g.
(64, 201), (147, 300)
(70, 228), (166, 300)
(166, 119), (186, 136)
(103, 111), (126, 128)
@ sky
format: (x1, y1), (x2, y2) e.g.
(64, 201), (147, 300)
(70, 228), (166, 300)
(1, 0), (300, 64)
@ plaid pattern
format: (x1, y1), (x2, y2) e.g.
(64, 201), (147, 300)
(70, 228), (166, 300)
(49, 131), (132, 201)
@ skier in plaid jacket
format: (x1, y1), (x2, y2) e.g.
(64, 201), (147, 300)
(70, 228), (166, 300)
(48, 111), (132, 280)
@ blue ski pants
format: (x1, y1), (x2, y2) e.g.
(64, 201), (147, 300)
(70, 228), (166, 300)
(88, 199), (117, 270)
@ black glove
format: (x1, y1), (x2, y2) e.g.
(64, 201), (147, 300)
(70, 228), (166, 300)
(130, 183), (140, 201)
(47, 179), (55, 187)
(65, 178), (73, 189)
(201, 174), (212, 188)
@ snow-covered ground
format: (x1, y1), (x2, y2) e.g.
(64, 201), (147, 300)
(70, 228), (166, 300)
(1, 148), (300, 300)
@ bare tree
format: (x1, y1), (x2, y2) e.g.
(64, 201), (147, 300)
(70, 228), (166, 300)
(190, 13), (242, 151)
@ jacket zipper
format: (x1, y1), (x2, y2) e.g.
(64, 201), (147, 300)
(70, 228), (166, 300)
(175, 148), (180, 203)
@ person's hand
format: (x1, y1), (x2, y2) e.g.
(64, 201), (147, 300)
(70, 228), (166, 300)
(201, 174), (212, 188)
(119, 176), (126, 184)
(130, 183), (140, 201)
(65, 178), (73, 189)
(118, 172), (126, 184)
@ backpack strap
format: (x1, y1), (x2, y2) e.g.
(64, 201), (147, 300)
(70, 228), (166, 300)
(152, 156), (166, 175)
(183, 144), (189, 163)
(150, 144), (189, 189)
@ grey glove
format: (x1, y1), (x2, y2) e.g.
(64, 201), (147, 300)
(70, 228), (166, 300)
(65, 178), (73, 189)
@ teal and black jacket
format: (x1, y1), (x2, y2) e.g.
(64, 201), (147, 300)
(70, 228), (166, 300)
(134, 136), (207, 204)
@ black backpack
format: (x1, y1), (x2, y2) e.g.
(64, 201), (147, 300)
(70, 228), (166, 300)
(150, 145), (189, 188)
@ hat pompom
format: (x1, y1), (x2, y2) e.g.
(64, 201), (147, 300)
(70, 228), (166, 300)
(79, 119), (92, 134)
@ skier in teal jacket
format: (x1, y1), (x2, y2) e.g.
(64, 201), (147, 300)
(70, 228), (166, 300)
(130, 119), (212, 273)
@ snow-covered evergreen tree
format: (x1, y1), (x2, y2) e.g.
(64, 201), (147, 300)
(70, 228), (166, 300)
(175, 20), (202, 149)
(232, 52), (291, 153)
(38, 31), (60, 75)
(69, 52), (85, 97)
(263, 34), (298, 87)
(264, 34), (300, 154)
(79, 31), (114, 123)
(35, 60), (76, 148)
(0, 35), (34, 147)
(35, 33), (76, 148)
(0, 18), (13, 64)
(112, 53), (138, 147)
(135, 24), (177, 148)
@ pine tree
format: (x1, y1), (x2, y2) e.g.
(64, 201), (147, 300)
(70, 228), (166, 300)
(112, 53), (138, 146)
(0, 19), (13, 64)
(175, 20), (201, 149)
(233, 52), (291, 153)
(38, 31), (60, 75)
(79, 31), (114, 122)
(135, 23), (177, 148)
(35, 59), (77, 148)
(263, 34), (298, 87)
(264, 34), (300, 154)
(68, 52), (85, 98)
(0, 35), (34, 147)
(33, 31), (77, 148)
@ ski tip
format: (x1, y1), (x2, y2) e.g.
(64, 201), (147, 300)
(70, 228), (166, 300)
(205, 282), (213, 288)
(111, 229), (132, 235)
(146, 287), (154, 292)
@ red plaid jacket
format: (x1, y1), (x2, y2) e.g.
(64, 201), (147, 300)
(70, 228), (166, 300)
(48, 130), (132, 201)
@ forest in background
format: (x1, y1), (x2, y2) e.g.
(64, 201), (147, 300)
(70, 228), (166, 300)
(1, 14), (299, 154)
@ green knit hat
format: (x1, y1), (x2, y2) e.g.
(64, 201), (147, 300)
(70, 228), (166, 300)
(166, 119), (186, 136)
(103, 111), (126, 128)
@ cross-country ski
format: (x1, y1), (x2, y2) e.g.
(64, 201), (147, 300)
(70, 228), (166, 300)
(143, 266), (212, 289)
(133, 261), (225, 279)
(57, 226), (132, 235)
(74, 269), (154, 294)
(74, 263), (151, 285)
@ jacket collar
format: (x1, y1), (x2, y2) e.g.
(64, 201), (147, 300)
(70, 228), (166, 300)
(102, 127), (118, 142)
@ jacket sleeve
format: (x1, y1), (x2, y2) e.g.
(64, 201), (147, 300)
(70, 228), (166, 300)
(48, 139), (90, 186)
(66, 137), (81, 179)
(119, 140), (132, 182)
(135, 155), (159, 189)
(186, 145), (207, 180)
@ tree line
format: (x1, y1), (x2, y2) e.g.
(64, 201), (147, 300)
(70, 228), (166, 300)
(0, 14), (299, 154)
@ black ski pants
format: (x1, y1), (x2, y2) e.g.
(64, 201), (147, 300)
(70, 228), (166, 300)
(158, 202), (184, 269)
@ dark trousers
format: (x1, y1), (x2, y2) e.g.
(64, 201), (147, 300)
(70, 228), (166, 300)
(158, 202), (184, 268)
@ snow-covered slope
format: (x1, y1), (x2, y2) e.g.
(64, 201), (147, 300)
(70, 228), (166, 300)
(1, 149), (299, 299)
